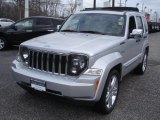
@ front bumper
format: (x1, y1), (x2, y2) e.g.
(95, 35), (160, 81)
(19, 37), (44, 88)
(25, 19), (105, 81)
(11, 60), (101, 101)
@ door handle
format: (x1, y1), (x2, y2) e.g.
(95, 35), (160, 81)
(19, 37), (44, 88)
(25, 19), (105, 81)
(26, 30), (32, 32)
(48, 30), (54, 32)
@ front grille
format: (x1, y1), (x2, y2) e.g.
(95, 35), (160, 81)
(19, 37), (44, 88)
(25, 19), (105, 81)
(28, 49), (68, 75)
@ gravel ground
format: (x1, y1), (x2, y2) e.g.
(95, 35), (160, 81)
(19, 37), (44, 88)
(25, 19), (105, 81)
(0, 33), (160, 120)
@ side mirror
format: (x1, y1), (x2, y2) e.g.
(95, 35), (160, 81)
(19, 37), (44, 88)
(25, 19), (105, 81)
(130, 29), (143, 39)
(57, 25), (61, 31)
(10, 25), (17, 30)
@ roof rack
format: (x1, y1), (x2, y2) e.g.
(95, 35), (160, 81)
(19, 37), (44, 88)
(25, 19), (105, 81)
(84, 7), (139, 12)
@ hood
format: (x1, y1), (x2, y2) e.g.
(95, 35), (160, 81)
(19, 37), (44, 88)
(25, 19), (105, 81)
(22, 32), (124, 56)
(0, 26), (10, 32)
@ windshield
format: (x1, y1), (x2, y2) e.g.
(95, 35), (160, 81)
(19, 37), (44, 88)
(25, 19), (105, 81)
(60, 13), (126, 36)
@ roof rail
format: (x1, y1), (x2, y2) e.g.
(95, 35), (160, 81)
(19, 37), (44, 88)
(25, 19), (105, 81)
(84, 7), (139, 12)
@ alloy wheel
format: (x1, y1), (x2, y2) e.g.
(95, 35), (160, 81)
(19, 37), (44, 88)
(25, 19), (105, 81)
(0, 38), (5, 50)
(106, 75), (118, 109)
(142, 53), (147, 72)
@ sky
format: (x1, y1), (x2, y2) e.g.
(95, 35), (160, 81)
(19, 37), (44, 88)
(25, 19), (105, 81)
(64, 0), (160, 20)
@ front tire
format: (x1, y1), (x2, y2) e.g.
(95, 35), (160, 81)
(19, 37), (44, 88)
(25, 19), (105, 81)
(95, 70), (120, 114)
(0, 37), (6, 51)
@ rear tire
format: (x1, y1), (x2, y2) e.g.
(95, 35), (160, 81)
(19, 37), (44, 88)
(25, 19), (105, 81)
(95, 70), (120, 114)
(0, 37), (6, 51)
(134, 51), (148, 75)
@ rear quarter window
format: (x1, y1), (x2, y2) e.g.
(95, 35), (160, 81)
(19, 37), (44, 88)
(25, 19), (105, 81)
(35, 18), (52, 26)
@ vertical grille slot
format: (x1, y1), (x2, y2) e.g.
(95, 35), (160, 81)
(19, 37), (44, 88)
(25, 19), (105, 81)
(61, 56), (67, 74)
(46, 53), (50, 72)
(33, 52), (37, 68)
(43, 53), (47, 71)
(41, 53), (44, 70)
(32, 51), (34, 68)
(65, 56), (68, 75)
(37, 52), (42, 70)
(59, 55), (62, 74)
(52, 54), (55, 73)
(28, 50), (68, 75)
(36, 52), (39, 69)
(48, 54), (53, 72)
(55, 55), (59, 73)
(29, 50), (32, 67)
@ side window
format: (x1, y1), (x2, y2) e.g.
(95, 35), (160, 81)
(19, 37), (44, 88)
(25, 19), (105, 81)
(15, 19), (33, 30)
(129, 16), (136, 34)
(136, 16), (144, 32)
(35, 18), (52, 26)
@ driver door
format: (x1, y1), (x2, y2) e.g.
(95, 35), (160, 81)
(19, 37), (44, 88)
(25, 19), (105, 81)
(123, 16), (140, 74)
(6, 18), (34, 44)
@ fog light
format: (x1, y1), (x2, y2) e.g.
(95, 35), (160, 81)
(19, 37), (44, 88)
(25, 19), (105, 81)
(16, 54), (22, 62)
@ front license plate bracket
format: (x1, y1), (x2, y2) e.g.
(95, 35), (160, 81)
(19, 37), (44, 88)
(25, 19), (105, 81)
(30, 79), (46, 92)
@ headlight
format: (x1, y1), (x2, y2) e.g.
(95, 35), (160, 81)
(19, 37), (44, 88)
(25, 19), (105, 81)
(19, 46), (29, 65)
(68, 54), (88, 76)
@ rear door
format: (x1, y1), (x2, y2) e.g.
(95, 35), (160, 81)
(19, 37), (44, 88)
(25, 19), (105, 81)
(135, 16), (146, 56)
(33, 18), (55, 38)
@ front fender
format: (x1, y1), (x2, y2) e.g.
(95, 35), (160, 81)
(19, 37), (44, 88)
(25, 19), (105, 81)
(91, 52), (123, 101)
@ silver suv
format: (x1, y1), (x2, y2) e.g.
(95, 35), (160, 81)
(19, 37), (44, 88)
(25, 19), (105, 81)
(12, 7), (149, 114)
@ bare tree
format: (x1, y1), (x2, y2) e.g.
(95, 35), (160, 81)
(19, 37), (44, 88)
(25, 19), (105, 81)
(13, 0), (25, 19)
(68, 0), (77, 14)
(0, 0), (71, 21)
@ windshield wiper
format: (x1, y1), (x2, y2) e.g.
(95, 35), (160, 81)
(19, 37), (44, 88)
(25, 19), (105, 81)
(60, 29), (77, 32)
(79, 31), (106, 35)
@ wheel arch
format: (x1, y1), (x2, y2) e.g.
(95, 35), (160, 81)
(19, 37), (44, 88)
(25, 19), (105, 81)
(110, 63), (122, 80)
(91, 52), (123, 101)
(0, 32), (5, 37)
(146, 46), (149, 55)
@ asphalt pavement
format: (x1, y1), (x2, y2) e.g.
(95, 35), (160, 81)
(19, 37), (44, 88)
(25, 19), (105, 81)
(0, 33), (160, 120)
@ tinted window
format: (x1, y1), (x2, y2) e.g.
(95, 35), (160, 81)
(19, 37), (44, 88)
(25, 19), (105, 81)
(36, 18), (52, 26)
(15, 19), (33, 30)
(136, 16), (144, 31)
